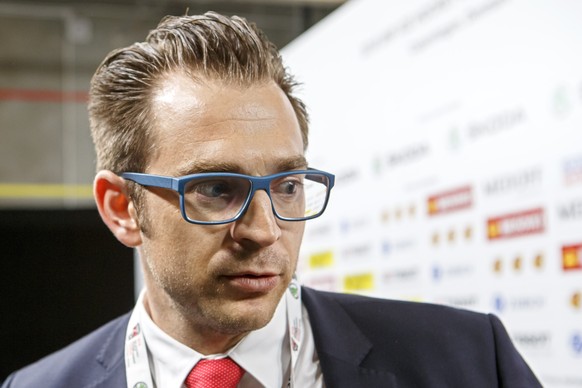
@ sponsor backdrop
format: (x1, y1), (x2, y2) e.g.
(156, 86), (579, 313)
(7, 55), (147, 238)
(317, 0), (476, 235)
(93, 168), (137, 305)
(283, 0), (582, 386)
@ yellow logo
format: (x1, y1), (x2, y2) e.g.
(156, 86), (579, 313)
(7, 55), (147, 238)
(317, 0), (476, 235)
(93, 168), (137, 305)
(571, 292), (581, 309)
(533, 253), (544, 269)
(431, 231), (440, 246)
(344, 273), (374, 292)
(487, 221), (500, 239)
(513, 256), (523, 272)
(428, 198), (438, 215)
(562, 245), (582, 270)
(447, 229), (456, 243)
(309, 251), (334, 269)
(464, 225), (473, 241)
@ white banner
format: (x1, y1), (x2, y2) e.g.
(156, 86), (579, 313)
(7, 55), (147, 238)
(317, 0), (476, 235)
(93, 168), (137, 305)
(284, 0), (582, 386)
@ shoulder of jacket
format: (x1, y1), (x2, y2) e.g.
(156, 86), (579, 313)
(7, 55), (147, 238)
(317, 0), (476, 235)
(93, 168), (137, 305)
(3, 312), (131, 388)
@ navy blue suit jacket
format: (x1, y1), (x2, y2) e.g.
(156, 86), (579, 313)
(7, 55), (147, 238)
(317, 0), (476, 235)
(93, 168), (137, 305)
(3, 288), (541, 387)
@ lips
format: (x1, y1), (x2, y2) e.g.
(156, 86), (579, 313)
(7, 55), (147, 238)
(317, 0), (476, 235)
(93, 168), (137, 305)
(223, 272), (280, 293)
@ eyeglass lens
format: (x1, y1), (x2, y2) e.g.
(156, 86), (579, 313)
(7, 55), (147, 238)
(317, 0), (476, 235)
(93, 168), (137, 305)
(182, 173), (329, 222)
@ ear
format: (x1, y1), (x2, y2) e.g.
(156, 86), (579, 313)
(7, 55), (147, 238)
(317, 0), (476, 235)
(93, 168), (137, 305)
(94, 170), (143, 247)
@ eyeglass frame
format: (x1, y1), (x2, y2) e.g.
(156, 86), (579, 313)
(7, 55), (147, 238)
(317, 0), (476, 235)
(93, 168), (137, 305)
(121, 169), (335, 225)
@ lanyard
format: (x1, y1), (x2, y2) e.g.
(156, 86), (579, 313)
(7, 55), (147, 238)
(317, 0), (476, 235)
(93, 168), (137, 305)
(125, 280), (303, 388)
(125, 300), (154, 388)
(285, 275), (303, 388)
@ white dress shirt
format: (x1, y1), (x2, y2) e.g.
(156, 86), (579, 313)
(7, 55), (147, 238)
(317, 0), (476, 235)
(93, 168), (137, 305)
(134, 289), (324, 387)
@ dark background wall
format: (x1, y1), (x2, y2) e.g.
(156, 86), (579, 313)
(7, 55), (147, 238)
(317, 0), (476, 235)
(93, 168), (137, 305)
(0, 209), (134, 381)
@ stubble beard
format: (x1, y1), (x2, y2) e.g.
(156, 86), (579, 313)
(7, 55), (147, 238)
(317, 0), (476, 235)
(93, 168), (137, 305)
(143, 243), (291, 340)
(137, 200), (300, 343)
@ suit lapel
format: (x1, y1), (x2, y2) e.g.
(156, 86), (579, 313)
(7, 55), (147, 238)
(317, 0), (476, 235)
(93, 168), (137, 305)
(90, 313), (130, 388)
(302, 288), (397, 388)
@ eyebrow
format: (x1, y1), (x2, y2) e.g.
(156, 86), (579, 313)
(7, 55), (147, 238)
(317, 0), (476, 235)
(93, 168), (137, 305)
(174, 155), (309, 177)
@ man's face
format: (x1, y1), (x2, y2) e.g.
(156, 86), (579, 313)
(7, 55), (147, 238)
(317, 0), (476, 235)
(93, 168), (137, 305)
(136, 73), (306, 346)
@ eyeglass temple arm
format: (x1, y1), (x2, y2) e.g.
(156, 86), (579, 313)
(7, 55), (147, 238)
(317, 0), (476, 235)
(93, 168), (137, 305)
(121, 173), (176, 190)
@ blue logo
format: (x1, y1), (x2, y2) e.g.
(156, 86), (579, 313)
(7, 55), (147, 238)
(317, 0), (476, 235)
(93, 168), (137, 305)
(340, 220), (350, 234)
(572, 333), (582, 355)
(493, 295), (505, 313)
(382, 241), (391, 255)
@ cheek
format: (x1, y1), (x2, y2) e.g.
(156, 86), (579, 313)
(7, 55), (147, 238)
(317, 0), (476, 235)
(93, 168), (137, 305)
(282, 222), (305, 258)
(141, 235), (210, 301)
(143, 219), (228, 277)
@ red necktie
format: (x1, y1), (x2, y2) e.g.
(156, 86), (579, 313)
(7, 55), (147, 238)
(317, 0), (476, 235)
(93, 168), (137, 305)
(185, 358), (245, 388)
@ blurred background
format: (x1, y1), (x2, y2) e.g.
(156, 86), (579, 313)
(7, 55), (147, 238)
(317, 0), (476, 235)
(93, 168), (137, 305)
(0, 0), (342, 380)
(2, 0), (581, 387)
(286, 1), (582, 386)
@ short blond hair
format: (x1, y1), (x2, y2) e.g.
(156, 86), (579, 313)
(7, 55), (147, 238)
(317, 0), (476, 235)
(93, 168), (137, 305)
(89, 11), (308, 175)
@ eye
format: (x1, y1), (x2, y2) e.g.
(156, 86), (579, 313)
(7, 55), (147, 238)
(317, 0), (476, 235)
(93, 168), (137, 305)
(281, 181), (298, 195)
(273, 175), (304, 196)
(193, 180), (233, 198)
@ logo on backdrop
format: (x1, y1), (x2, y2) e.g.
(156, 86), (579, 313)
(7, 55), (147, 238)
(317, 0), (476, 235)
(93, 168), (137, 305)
(491, 252), (545, 274)
(381, 238), (416, 256)
(386, 143), (430, 168)
(533, 252), (545, 269)
(487, 208), (545, 240)
(571, 333), (582, 355)
(344, 272), (374, 292)
(571, 291), (581, 310)
(302, 274), (337, 292)
(483, 166), (542, 196)
(335, 168), (360, 187)
(381, 203), (417, 223)
(562, 244), (582, 271)
(466, 107), (525, 140)
(340, 216), (370, 234)
(432, 263), (473, 282)
(381, 267), (420, 285)
(309, 250), (334, 269)
(558, 199), (582, 221)
(492, 257), (503, 274)
(512, 331), (552, 352)
(435, 295), (479, 309)
(305, 223), (333, 238)
(551, 85), (574, 118)
(493, 294), (545, 313)
(431, 224), (474, 246)
(563, 155), (582, 186)
(341, 243), (372, 261)
(493, 295), (505, 313)
(427, 185), (473, 216)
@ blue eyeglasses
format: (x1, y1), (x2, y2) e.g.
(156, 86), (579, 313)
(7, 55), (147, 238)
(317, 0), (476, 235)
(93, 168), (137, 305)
(121, 169), (335, 225)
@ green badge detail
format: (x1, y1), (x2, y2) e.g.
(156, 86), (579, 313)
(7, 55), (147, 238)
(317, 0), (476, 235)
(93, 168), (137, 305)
(133, 382), (148, 388)
(289, 283), (299, 299)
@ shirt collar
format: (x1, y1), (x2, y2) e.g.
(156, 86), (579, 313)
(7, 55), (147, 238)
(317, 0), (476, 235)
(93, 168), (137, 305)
(136, 290), (288, 388)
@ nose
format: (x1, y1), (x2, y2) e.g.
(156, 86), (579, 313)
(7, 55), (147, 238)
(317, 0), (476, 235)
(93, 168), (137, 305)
(230, 189), (281, 248)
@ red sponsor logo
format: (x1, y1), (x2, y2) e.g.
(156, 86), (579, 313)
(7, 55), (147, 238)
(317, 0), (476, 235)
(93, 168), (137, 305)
(428, 186), (472, 216)
(487, 208), (544, 240)
(303, 274), (337, 291)
(562, 244), (582, 271)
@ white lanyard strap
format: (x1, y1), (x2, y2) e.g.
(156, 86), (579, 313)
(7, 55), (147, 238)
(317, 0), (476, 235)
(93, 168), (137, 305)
(125, 307), (154, 388)
(285, 275), (304, 388)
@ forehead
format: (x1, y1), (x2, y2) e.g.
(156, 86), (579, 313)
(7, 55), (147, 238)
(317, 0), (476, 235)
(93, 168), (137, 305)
(147, 72), (305, 175)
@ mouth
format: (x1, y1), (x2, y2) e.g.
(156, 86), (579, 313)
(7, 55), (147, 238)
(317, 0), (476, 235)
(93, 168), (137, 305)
(223, 272), (280, 294)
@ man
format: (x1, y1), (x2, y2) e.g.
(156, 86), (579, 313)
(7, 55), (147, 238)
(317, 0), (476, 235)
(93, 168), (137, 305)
(3, 11), (541, 388)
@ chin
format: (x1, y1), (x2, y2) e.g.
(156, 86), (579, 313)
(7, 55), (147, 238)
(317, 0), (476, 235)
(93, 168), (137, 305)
(216, 296), (280, 334)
